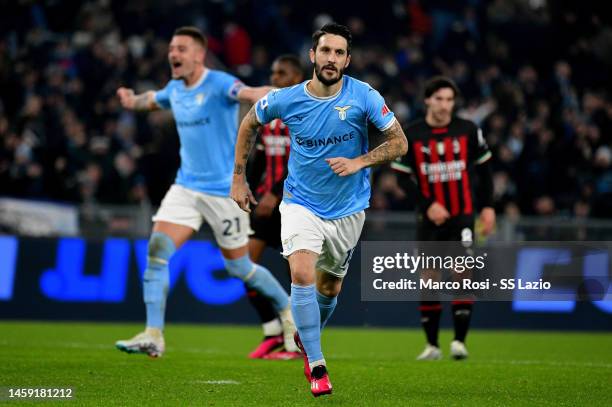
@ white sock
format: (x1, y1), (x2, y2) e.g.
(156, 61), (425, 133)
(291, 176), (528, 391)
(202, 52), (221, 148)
(262, 319), (282, 336)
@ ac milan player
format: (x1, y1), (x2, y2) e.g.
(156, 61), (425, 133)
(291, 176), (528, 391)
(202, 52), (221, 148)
(245, 55), (304, 360)
(391, 76), (495, 360)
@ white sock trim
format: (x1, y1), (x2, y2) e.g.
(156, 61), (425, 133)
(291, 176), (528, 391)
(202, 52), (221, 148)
(148, 256), (169, 265)
(243, 265), (257, 281)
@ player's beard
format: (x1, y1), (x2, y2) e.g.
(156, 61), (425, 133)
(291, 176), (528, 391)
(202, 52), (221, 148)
(314, 62), (344, 86)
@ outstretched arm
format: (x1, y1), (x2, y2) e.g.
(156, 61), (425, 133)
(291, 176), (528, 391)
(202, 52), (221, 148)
(237, 86), (275, 104)
(327, 119), (408, 176)
(116, 88), (159, 111)
(231, 105), (262, 212)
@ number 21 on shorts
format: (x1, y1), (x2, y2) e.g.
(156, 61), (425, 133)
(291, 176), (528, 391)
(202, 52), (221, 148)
(222, 217), (241, 236)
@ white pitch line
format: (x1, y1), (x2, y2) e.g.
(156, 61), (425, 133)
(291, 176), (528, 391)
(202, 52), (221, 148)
(62, 342), (109, 349)
(192, 380), (241, 385)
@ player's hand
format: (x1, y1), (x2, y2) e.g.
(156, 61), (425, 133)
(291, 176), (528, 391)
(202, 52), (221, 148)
(116, 87), (136, 110)
(255, 192), (279, 217)
(230, 180), (258, 213)
(426, 202), (450, 226)
(479, 207), (496, 236)
(325, 157), (363, 177)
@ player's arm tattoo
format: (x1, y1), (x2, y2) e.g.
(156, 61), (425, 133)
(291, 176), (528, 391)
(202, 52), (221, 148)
(233, 105), (261, 176)
(293, 249), (318, 255)
(362, 120), (408, 166)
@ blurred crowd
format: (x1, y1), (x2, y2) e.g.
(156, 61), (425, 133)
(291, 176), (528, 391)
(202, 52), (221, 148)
(1, 0), (611, 217)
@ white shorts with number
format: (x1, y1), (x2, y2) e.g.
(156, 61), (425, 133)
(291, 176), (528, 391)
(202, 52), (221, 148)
(279, 201), (365, 278)
(152, 184), (250, 250)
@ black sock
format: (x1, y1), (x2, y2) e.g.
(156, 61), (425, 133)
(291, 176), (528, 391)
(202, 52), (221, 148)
(246, 288), (277, 329)
(452, 301), (473, 343)
(419, 301), (442, 347)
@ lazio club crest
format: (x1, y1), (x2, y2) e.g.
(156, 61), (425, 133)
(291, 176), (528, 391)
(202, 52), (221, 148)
(282, 234), (297, 251)
(334, 105), (351, 120)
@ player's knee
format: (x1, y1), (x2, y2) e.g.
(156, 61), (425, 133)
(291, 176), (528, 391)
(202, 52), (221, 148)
(148, 232), (176, 259)
(316, 271), (342, 297)
(317, 283), (340, 298)
(290, 267), (315, 286)
(223, 255), (254, 281)
(144, 232), (175, 303)
(146, 232), (176, 274)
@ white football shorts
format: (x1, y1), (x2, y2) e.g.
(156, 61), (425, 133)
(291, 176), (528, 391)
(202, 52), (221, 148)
(153, 184), (250, 249)
(279, 201), (365, 278)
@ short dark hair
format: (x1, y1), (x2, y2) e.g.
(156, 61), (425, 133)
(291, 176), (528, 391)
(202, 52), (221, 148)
(312, 22), (352, 55)
(274, 54), (303, 73)
(173, 26), (207, 49)
(424, 76), (460, 99)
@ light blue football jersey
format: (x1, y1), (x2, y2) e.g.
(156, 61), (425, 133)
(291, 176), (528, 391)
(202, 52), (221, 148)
(155, 69), (245, 196)
(255, 75), (395, 219)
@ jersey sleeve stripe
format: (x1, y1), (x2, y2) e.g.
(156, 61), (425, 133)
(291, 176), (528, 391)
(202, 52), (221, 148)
(379, 117), (397, 132)
(475, 150), (492, 165)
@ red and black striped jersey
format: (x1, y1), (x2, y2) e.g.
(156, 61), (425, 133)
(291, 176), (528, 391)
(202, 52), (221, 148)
(254, 119), (291, 197)
(391, 117), (491, 216)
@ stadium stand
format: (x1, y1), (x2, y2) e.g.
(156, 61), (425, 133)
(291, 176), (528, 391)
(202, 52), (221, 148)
(1, 0), (610, 218)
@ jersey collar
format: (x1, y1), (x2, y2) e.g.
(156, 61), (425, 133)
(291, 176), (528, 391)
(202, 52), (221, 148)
(184, 68), (209, 91)
(303, 77), (344, 101)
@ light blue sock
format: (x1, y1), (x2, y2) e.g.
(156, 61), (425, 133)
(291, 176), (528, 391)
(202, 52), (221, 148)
(143, 232), (175, 330)
(224, 255), (289, 311)
(291, 284), (324, 365)
(316, 291), (337, 329)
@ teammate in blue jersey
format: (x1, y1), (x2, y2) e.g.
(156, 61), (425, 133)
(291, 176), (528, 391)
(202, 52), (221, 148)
(114, 26), (297, 357)
(231, 23), (408, 397)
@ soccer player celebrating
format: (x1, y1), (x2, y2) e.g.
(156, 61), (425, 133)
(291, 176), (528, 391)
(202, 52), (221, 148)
(391, 76), (495, 360)
(231, 23), (408, 396)
(245, 55), (304, 360)
(114, 26), (297, 357)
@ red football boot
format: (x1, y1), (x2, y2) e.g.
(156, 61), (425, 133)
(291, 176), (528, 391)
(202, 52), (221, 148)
(248, 335), (283, 359)
(293, 332), (311, 382)
(310, 365), (332, 397)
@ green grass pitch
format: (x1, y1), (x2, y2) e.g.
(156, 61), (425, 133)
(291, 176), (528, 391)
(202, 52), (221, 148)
(0, 321), (610, 406)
